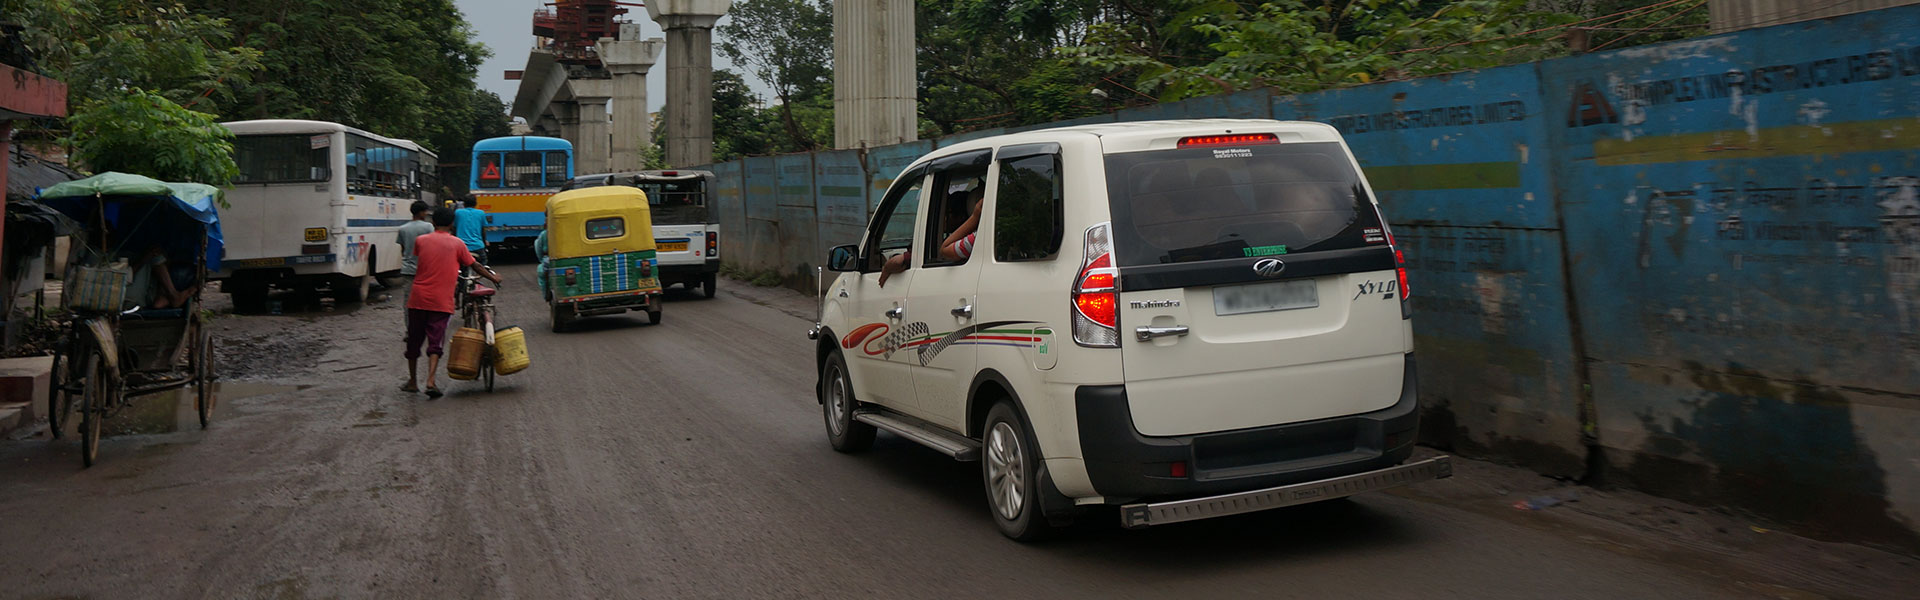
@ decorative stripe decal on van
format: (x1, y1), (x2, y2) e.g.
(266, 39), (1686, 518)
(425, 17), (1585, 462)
(842, 322), (1048, 365)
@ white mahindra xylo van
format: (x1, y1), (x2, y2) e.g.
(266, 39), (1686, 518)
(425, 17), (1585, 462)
(808, 119), (1450, 540)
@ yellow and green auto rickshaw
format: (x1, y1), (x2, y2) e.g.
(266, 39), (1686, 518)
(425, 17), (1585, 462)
(542, 186), (663, 332)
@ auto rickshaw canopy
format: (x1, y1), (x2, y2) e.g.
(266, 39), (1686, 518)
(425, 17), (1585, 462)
(545, 186), (655, 259)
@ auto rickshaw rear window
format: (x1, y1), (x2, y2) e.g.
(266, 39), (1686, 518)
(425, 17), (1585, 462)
(586, 217), (625, 240)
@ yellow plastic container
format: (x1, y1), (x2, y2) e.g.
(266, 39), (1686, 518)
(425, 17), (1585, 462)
(493, 326), (530, 375)
(446, 327), (485, 380)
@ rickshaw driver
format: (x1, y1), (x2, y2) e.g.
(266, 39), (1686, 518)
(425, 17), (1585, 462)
(403, 206), (502, 397)
(125, 245), (200, 310)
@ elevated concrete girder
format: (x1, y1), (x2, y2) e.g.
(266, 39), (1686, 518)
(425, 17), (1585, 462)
(510, 49), (569, 122)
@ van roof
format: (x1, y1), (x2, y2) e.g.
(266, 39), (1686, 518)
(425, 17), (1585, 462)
(918, 119), (1342, 167)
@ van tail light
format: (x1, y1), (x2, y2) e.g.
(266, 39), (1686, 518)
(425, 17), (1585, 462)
(707, 231), (718, 257)
(1072, 222), (1120, 347)
(1388, 230), (1411, 319)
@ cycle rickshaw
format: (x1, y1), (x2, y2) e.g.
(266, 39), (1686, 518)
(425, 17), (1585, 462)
(36, 173), (224, 467)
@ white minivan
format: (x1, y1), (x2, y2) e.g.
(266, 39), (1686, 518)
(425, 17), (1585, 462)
(809, 119), (1449, 540)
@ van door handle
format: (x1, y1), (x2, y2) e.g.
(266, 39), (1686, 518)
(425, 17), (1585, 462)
(950, 304), (973, 319)
(885, 307), (904, 320)
(1135, 325), (1189, 342)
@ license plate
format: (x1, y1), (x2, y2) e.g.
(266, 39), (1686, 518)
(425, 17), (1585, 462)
(658, 241), (688, 252)
(228, 257), (287, 268)
(304, 227), (328, 242)
(1214, 279), (1318, 316)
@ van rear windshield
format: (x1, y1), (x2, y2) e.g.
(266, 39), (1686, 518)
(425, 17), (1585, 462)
(1104, 142), (1384, 267)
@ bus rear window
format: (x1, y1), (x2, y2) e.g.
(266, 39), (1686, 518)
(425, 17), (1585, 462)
(1103, 142), (1383, 266)
(235, 135), (329, 183)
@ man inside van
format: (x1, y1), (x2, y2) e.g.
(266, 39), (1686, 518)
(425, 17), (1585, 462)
(403, 206), (502, 398)
(454, 196), (489, 264)
(878, 183), (984, 287)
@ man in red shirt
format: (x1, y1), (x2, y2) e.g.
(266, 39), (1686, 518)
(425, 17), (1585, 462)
(404, 207), (502, 397)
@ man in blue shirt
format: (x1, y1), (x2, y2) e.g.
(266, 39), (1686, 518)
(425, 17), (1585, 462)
(453, 196), (489, 264)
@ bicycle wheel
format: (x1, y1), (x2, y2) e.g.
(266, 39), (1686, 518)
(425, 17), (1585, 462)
(194, 329), (216, 429)
(482, 353), (495, 392)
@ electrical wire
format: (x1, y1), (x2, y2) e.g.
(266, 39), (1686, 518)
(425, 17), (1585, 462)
(1590, 0), (1710, 51)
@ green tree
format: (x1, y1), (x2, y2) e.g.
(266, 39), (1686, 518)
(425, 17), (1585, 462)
(2, 0), (259, 183)
(717, 0), (834, 150)
(68, 89), (240, 186)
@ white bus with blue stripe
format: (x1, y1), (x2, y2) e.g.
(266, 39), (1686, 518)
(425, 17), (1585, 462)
(217, 119), (438, 310)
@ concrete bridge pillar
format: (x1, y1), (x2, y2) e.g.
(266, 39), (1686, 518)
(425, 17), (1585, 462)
(597, 26), (665, 172)
(569, 79), (615, 175)
(833, 0), (916, 148)
(554, 102), (582, 150)
(647, 0), (731, 167)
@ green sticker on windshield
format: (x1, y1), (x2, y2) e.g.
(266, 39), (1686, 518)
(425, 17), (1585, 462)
(1243, 245), (1288, 257)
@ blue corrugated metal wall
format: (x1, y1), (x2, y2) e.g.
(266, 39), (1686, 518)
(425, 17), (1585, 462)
(699, 5), (1920, 547)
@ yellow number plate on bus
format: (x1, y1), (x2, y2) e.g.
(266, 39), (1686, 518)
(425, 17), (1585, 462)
(304, 227), (328, 242)
(658, 241), (688, 252)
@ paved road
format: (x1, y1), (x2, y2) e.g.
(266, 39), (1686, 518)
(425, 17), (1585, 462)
(0, 265), (1889, 599)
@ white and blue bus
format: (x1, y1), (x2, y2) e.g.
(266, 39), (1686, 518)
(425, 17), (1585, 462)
(217, 119), (437, 309)
(470, 135), (573, 250)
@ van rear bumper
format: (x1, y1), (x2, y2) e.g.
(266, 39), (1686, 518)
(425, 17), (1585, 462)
(1076, 354), (1420, 500)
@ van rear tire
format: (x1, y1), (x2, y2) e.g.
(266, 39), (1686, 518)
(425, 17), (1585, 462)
(701, 273), (717, 298)
(984, 401), (1057, 542)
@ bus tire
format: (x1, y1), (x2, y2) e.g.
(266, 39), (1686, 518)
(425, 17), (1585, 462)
(229, 284), (267, 314)
(334, 275), (369, 303)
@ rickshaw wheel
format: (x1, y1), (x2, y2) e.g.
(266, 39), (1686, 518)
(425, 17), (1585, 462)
(79, 353), (108, 468)
(46, 351), (65, 439)
(648, 309), (663, 325)
(194, 329), (215, 429)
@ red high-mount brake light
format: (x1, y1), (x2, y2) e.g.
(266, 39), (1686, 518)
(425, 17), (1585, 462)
(1178, 133), (1278, 148)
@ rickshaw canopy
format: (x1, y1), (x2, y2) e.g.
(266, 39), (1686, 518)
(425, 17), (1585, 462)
(545, 186), (656, 259)
(37, 172), (226, 271)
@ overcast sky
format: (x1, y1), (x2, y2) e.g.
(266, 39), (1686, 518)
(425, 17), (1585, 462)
(454, 0), (769, 120)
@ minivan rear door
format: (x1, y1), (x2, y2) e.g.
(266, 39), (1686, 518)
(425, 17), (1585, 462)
(1105, 137), (1408, 437)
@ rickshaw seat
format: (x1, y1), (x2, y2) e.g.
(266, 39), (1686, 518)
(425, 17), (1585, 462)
(123, 308), (188, 320)
(468, 284), (496, 298)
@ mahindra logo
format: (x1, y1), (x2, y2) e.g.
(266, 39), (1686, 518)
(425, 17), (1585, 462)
(1252, 258), (1287, 277)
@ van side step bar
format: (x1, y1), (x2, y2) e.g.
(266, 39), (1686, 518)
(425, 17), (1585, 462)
(1120, 456), (1453, 528)
(853, 410), (980, 461)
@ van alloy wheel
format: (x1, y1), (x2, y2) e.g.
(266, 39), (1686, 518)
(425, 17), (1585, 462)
(986, 421), (1026, 521)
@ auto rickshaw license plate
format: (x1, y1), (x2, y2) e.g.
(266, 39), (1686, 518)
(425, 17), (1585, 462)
(304, 227), (328, 242)
(657, 240), (688, 252)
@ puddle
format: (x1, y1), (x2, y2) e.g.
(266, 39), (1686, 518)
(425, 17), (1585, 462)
(56, 382), (301, 437)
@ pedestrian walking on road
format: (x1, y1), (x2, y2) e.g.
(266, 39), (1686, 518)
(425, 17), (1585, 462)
(404, 207), (501, 398)
(454, 196), (489, 265)
(394, 200), (433, 307)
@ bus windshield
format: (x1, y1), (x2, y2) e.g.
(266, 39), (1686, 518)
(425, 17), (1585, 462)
(475, 150), (569, 189)
(235, 135), (329, 183)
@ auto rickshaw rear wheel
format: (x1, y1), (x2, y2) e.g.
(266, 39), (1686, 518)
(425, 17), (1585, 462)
(549, 302), (571, 333)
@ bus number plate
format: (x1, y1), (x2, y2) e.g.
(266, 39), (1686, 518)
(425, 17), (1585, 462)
(657, 240), (688, 252)
(304, 228), (328, 242)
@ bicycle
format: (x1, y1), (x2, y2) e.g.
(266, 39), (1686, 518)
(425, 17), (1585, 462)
(457, 272), (499, 392)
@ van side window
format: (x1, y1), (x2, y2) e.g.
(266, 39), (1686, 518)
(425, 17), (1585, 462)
(993, 153), (1063, 262)
(864, 168), (925, 270)
(923, 149), (992, 268)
